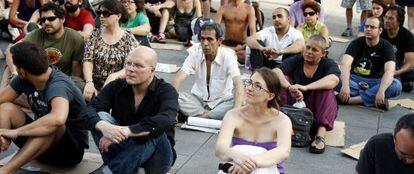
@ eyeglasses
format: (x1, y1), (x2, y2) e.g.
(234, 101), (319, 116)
(39, 16), (58, 24)
(303, 11), (316, 17)
(124, 61), (152, 70)
(97, 10), (117, 18)
(243, 79), (270, 93)
(121, 0), (135, 4)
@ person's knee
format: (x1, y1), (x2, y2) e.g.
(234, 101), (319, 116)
(0, 102), (21, 116)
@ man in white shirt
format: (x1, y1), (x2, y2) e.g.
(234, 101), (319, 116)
(173, 23), (244, 120)
(247, 7), (305, 69)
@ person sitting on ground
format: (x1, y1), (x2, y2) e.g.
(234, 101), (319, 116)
(63, 0), (95, 39)
(144, 0), (175, 42)
(79, 46), (178, 174)
(2, 2), (85, 89)
(297, 0), (330, 47)
(0, 42), (88, 173)
(215, 0), (255, 64)
(82, 0), (139, 102)
(289, 0), (324, 28)
(172, 23), (244, 120)
(121, 0), (151, 47)
(273, 35), (340, 154)
(25, 0), (63, 33)
(166, 0), (202, 46)
(216, 67), (291, 174)
(8, 0), (45, 41)
(246, 7), (305, 70)
(390, 0), (414, 34)
(357, 0), (390, 36)
(356, 113), (414, 174)
(337, 16), (402, 108)
(381, 5), (414, 92)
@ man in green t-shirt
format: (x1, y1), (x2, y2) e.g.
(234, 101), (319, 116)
(3, 3), (84, 86)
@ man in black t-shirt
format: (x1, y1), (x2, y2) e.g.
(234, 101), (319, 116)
(381, 5), (414, 92)
(0, 42), (88, 173)
(338, 16), (402, 108)
(356, 113), (414, 174)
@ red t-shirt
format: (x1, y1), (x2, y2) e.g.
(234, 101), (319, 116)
(65, 9), (95, 31)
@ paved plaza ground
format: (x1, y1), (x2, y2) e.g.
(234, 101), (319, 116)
(1, 0), (413, 173)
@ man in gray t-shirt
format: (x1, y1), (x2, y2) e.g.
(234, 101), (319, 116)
(0, 42), (88, 173)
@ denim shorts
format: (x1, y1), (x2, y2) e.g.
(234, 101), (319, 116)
(341, 0), (372, 10)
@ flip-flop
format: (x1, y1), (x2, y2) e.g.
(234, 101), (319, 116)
(309, 136), (325, 154)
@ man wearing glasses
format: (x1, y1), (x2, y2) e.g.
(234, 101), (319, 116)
(79, 46), (178, 173)
(381, 5), (414, 92)
(337, 16), (402, 109)
(3, 3), (84, 88)
(356, 113), (414, 174)
(246, 7), (304, 70)
(172, 22), (244, 120)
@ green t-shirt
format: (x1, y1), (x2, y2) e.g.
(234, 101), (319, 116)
(121, 12), (150, 29)
(24, 28), (84, 75)
(299, 20), (324, 41)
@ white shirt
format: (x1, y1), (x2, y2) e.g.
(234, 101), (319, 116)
(181, 46), (241, 108)
(258, 26), (304, 61)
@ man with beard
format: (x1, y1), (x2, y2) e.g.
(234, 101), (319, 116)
(2, 3), (84, 88)
(337, 16), (402, 108)
(246, 7), (304, 69)
(64, 0), (95, 39)
(80, 46), (178, 173)
(381, 5), (414, 92)
(356, 113), (414, 173)
(0, 42), (88, 173)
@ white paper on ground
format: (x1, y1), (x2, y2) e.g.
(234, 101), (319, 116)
(151, 43), (185, 50)
(187, 117), (222, 129)
(330, 36), (351, 43)
(156, 63), (180, 73)
(0, 152), (103, 173)
(341, 141), (367, 160)
(325, 121), (346, 147)
(181, 123), (219, 134)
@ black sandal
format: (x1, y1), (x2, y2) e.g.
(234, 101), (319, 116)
(309, 136), (326, 154)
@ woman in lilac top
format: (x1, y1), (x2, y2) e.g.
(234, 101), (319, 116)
(216, 68), (292, 174)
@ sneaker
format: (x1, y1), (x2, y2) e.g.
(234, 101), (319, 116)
(156, 33), (166, 43)
(402, 81), (414, 92)
(341, 28), (353, 37)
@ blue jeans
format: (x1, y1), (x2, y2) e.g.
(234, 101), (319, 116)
(92, 112), (173, 174)
(348, 75), (402, 107)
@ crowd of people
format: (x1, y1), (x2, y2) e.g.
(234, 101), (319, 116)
(0, 0), (413, 173)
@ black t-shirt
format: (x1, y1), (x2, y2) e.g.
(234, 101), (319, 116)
(381, 27), (414, 68)
(279, 56), (341, 85)
(10, 67), (88, 148)
(356, 133), (414, 174)
(345, 37), (396, 78)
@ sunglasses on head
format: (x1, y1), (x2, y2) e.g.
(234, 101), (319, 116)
(97, 10), (117, 17)
(303, 11), (316, 17)
(39, 16), (58, 24)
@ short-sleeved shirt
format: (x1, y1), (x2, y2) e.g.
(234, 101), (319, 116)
(121, 12), (149, 29)
(65, 9), (95, 31)
(181, 46), (241, 108)
(345, 37), (396, 78)
(356, 133), (414, 174)
(381, 27), (414, 68)
(279, 56), (341, 85)
(257, 26), (304, 61)
(24, 28), (85, 76)
(83, 28), (139, 89)
(299, 21), (325, 41)
(10, 67), (88, 147)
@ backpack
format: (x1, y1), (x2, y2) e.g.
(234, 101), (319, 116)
(280, 105), (314, 147)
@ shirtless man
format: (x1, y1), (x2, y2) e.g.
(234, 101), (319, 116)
(215, 0), (256, 63)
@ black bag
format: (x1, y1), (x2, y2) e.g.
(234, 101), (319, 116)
(280, 105), (314, 147)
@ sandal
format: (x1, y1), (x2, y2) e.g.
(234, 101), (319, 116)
(309, 136), (325, 154)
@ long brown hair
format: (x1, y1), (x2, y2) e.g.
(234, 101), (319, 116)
(254, 67), (282, 109)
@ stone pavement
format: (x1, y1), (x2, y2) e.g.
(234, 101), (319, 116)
(0, 0), (413, 173)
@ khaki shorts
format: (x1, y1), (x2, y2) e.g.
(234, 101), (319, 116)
(341, 0), (372, 10)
